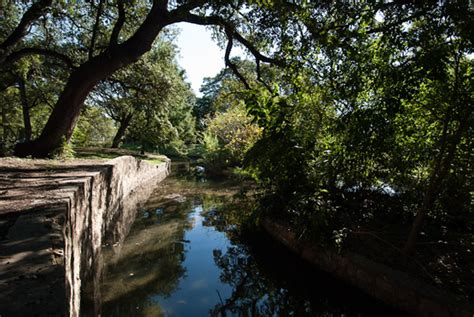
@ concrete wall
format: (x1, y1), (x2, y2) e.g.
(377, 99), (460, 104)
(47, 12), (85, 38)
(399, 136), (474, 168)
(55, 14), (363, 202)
(63, 156), (170, 316)
(261, 218), (473, 317)
(0, 156), (170, 316)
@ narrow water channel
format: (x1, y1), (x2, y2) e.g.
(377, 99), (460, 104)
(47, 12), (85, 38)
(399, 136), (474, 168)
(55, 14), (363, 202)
(84, 174), (405, 316)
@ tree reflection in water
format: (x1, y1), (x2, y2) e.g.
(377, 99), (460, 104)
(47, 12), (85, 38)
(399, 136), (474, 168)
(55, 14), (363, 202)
(99, 196), (194, 316)
(205, 208), (406, 317)
(85, 176), (405, 316)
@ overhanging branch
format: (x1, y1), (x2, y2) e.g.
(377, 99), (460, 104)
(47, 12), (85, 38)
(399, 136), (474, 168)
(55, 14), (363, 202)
(224, 30), (250, 90)
(109, 0), (126, 46)
(168, 0), (207, 15)
(175, 12), (286, 68)
(3, 48), (76, 69)
(0, 0), (52, 51)
(89, 0), (105, 59)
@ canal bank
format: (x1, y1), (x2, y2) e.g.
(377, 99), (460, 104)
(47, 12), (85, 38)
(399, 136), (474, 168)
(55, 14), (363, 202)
(0, 156), (170, 316)
(261, 218), (473, 317)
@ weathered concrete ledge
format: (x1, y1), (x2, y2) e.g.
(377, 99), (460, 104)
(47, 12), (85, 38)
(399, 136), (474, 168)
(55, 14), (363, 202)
(261, 218), (473, 317)
(0, 156), (170, 316)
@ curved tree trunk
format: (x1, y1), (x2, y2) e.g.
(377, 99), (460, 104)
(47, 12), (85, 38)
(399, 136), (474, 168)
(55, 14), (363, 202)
(14, 2), (170, 157)
(111, 113), (133, 148)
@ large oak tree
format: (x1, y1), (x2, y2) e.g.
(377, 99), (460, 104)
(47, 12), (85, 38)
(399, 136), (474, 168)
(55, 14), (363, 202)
(2, 0), (283, 157)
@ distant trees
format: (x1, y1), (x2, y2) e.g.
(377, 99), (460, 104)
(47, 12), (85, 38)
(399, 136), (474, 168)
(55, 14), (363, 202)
(93, 36), (196, 152)
(194, 59), (266, 174)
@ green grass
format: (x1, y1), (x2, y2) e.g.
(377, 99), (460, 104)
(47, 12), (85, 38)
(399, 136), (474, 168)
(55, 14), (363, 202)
(74, 147), (166, 166)
(74, 151), (121, 160)
(145, 158), (164, 165)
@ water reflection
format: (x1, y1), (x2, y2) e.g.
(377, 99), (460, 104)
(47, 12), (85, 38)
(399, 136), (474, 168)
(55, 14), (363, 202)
(85, 177), (405, 316)
(204, 209), (405, 317)
(99, 195), (193, 315)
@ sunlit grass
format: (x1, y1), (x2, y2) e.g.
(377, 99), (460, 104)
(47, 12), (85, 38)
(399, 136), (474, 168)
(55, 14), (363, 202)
(144, 158), (164, 165)
(74, 147), (167, 166)
(74, 150), (120, 160)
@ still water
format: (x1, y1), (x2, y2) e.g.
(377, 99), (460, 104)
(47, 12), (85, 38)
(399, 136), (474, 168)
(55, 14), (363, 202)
(86, 176), (404, 316)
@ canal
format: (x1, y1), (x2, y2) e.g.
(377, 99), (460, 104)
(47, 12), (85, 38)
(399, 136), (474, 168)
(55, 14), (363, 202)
(83, 174), (405, 316)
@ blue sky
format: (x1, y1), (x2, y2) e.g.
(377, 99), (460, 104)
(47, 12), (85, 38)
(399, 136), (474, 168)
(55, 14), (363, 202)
(174, 23), (245, 96)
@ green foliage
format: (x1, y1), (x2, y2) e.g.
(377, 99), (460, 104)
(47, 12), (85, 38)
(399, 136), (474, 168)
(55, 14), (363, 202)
(99, 38), (197, 154)
(195, 59), (277, 130)
(194, 60), (272, 175)
(239, 3), (473, 254)
(187, 143), (207, 159)
(1, 1), (472, 289)
(202, 104), (262, 175)
(244, 85), (288, 132)
(0, 86), (23, 155)
(72, 106), (116, 147)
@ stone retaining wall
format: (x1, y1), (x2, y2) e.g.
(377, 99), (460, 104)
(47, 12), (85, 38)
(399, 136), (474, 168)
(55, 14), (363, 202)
(261, 218), (473, 317)
(0, 156), (170, 316)
(65, 156), (170, 317)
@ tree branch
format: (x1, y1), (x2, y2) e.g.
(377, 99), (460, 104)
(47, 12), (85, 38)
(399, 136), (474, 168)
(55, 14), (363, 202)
(109, 0), (126, 46)
(174, 12), (286, 67)
(366, 10), (428, 35)
(89, 0), (105, 59)
(0, 0), (52, 51)
(3, 48), (76, 69)
(256, 59), (273, 92)
(224, 30), (250, 90)
(168, 0), (206, 15)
